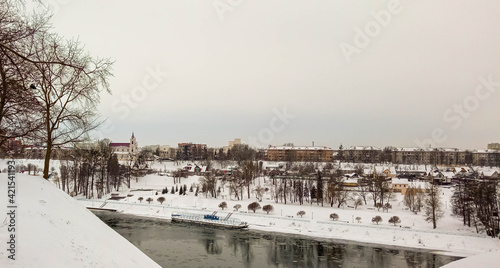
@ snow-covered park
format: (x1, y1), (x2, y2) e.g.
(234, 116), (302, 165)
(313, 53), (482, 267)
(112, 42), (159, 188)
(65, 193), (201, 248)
(83, 170), (500, 256)
(1, 159), (499, 267)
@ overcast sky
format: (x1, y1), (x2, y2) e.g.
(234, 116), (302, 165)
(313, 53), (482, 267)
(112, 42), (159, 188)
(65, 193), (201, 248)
(45, 0), (500, 149)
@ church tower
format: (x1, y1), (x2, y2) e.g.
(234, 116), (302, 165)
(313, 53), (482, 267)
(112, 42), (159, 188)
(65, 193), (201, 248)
(130, 132), (138, 154)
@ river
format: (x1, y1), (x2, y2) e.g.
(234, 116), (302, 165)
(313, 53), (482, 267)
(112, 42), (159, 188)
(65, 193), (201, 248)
(93, 211), (461, 268)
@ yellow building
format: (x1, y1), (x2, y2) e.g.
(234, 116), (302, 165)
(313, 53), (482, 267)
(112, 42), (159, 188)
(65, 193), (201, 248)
(266, 146), (333, 162)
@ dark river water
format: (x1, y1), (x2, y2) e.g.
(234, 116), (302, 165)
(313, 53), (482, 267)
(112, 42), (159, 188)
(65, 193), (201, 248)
(93, 211), (461, 268)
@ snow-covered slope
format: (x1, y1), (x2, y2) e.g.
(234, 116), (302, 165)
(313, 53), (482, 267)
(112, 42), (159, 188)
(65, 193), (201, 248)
(441, 250), (500, 268)
(0, 173), (160, 267)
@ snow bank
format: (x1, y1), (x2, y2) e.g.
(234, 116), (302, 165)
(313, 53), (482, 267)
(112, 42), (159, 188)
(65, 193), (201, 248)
(0, 173), (160, 267)
(441, 250), (500, 268)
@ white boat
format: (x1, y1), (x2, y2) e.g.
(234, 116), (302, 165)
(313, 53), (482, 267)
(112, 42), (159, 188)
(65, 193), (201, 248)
(171, 211), (248, 229)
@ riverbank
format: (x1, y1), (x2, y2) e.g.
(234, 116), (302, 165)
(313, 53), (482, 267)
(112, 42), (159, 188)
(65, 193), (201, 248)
(7, 158), (497, 261)
(79, 197), (500, 258)
(92, 209), (462, 268)
(85, 169), (500, 259)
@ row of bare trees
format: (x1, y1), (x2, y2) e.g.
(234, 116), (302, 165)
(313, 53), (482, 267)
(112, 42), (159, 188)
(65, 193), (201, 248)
(452, 179), (499, 237)
(58, 140), (129, 198)
(198, 160), (260, 200)
(0, 1), (113, 179)
(265, 171), (394, 210)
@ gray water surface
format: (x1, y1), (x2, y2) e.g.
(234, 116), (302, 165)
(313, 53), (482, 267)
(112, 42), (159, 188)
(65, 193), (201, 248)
(93, 211), (461, 268)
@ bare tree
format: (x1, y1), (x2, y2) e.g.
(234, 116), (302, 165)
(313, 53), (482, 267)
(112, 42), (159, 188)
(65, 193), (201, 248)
(28, 32), (112, 179)
(241, 160), (255, 199)
(316, 170), (324, 206)
(424, 183), (443, 229)
(254, 185), (265, 202)
(1, 2), (112, 169)
(368, 174), (390, 206)
(404, 184), (418, 212)
(228, 173), (244, 200)
(199, 173), (218, 198)
(0, 1), (49, 145)
(354, 197), (363, 209)
(404, 184), (424, 213)
(357, 183), (369, 205)
(452, 179), (500, 236)
(327, 175), (350, 208)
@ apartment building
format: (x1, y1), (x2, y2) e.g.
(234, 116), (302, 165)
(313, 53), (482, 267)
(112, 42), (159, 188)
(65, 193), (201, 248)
(266, 146), (333, 162)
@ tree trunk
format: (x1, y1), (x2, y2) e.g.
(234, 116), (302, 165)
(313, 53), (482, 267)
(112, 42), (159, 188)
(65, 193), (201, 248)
(43, 141), (52, 179)
(283, 180), (287, 205)
(72, 164), (78, 195)
(432, 205), (437, 229)
(90, 167), (95, 199)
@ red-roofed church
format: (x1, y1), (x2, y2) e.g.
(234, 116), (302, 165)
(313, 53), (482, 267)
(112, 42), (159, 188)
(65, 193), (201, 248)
(109, 133), (138, 161)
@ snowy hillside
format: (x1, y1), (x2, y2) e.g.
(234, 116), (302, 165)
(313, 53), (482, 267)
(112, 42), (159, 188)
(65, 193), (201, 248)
(0, 173), (160, 267)
(441, 250), (500, 268)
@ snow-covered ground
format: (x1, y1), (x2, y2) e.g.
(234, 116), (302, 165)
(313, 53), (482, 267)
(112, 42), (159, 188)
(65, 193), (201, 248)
(2, 159), (499, 266)
(0, 173), (160, 267)
(441, 250), (500, 268)
(74, 160), (500, 259)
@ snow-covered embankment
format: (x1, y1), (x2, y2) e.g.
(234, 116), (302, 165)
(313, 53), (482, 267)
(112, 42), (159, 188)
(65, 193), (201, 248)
(0, 173), (160, 267)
